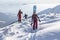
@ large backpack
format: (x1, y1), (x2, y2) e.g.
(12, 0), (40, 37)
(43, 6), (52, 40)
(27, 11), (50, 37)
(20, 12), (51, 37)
(32, 14), (38, 21)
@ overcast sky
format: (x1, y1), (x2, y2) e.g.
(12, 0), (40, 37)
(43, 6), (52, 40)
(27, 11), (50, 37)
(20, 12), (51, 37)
(0, 0), (60, 16)
(0, 0), (60, 5)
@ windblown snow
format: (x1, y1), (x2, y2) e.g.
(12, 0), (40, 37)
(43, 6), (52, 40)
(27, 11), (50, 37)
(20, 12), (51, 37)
(0, 13), (60, 40)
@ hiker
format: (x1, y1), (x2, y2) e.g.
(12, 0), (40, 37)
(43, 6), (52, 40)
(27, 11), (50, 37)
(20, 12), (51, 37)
(17, 9), (23, 22)
(31, 12), (41, 30)
(24, 14), (28, 19)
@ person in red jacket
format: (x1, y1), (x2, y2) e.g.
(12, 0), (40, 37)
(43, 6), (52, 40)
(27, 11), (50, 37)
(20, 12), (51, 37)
(31, 12), (41, 30)
(17, 10), (22, 22)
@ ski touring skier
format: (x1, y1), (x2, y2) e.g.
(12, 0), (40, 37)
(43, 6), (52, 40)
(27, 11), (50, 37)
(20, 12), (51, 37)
(24, 14), (28, 19)
(17, 9), (23, 22)
(31, 12), (41, 30)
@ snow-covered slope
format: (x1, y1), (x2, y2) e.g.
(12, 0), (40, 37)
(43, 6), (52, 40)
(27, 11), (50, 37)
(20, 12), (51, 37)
(0, 13), (60, 40)
(0, 5), (60, 28)
(0, 5), (60, 40)
(38, 5), (60, 15)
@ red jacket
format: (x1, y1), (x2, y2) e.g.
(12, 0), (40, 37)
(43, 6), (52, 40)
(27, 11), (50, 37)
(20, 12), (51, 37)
(18, 10), (22, 21)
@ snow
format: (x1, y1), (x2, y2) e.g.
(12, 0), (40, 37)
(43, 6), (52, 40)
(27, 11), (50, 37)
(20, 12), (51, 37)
(0, 5), (60, 40)
(0, 14), (60, 40)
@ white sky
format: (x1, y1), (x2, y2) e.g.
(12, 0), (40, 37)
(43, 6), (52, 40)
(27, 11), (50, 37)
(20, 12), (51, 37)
(0, 0), (60, 4)
(0, 0), (60, 16)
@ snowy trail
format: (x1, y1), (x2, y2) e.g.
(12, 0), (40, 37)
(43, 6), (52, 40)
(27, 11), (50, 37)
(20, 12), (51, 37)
(0, 21), (60, 40)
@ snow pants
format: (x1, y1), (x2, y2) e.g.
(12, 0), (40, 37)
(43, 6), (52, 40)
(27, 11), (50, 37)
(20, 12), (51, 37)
(33, 21), (38, 30)
(18, 16), (21, 22)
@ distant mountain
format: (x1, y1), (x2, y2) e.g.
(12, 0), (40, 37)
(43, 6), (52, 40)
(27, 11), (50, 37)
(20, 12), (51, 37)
(38, 5), (60, 15)
(52, 5), (60, 13)
(0, 12), (17, 28)
(0, 12), (11, 21)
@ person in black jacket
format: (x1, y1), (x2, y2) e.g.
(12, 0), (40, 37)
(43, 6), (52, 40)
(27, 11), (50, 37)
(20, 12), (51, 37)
(24, 14), (28, 19)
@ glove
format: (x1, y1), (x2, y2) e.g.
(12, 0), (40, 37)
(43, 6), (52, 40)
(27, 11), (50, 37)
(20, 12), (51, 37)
(31, 23), (33, 26)
(39, 20), (41, 22)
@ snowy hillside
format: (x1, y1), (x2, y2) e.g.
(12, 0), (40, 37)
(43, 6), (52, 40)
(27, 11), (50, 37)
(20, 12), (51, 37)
(0, 5), (60, 28)
(38, 5), (60, 15)
(0, 12), (60, 40)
